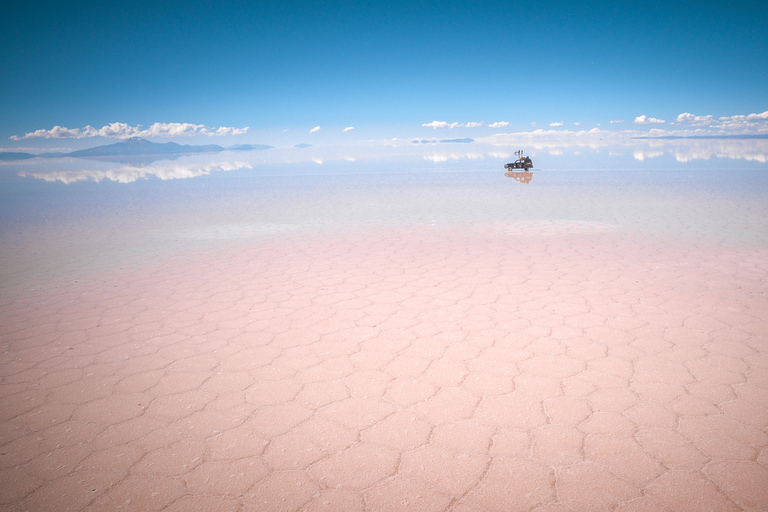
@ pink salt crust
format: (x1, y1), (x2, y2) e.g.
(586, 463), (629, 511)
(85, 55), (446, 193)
(1, 223), (767, 511)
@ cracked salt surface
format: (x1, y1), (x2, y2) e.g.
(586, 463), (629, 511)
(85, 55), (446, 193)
(1, 142), (768, 511)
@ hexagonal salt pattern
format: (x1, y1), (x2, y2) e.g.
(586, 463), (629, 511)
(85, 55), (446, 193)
(1, 224), (767, 511)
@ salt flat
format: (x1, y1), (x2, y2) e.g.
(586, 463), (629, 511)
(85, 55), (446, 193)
(1, 143), (767, 511)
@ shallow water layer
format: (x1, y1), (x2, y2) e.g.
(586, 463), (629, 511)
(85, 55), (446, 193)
(1, 141), (767, 293)
(1, 140), (768, 511)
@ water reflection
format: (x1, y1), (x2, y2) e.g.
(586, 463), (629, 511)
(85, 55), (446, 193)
(632, 150), (664, 161)
(479, 134), (768, 163)
(420, 138), (768, 165)
(504, 170), (533, 184)
(10, 138), (768, 188)
(632, 139), (768, 163)
(18, 161), (252, 184)
(423, 152), (485, 163)
(3, 141), (768, 295)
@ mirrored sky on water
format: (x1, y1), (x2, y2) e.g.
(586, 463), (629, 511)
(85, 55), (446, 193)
(1, 139), (767, 293)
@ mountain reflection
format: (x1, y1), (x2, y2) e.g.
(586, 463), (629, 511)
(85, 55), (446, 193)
(18, 161), (252, 184)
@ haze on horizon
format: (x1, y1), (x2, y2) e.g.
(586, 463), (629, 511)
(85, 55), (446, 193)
(1, 0), (766, 150)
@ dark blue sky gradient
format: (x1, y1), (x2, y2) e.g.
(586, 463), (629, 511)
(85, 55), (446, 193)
(2, 0), (766, 141)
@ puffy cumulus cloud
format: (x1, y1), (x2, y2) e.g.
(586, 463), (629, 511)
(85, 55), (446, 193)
(549, 122), (563, 127)
(143, 122), (207, 137)
(745, 111), (768, 121)
(671, 110), (768, 133)
(574, 122), (582, 126)
(423, 121), (460, 129)
(423, 121), (449, 129)
(675, 113), (715, 126)
(10, 122), (249, 140)
(718, 112), (768, 133)
(11, 126), (83, 139)
(342, 126), (355, 132)
(422, 121), (483, 129)
(634, 115), (665, 124)
(610, 120), (624, 124)
(310, 126), (321, 133)
(208, 126), (249, 136)
(18, 161), (252, 184)
(489, 121), (509, 128)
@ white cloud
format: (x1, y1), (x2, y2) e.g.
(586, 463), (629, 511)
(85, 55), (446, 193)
(342, 126), (355, 132)
(310, 126), (321, 133)
(10, 122), (249, 140)
(719, 111), (768, 123)
(208, 126), (249, 136)
(610, 120), (624, 124)
(422, 121), (460, 129)
(11, 125), (82, 140)
(530, 122), (537, 127)
(489, 121), (509, 128)
(671, 110), (768, 133)
(421, 120), (483, 129)
(634, 115), (665, 124)
(549, 122), (563, 127)
(675, 113), (715, 126)
(574, 122), (582, 126)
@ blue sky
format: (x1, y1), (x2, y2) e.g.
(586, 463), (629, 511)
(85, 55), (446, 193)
(2, 0), (766, 148)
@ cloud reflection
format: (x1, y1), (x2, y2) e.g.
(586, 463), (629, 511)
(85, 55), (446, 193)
(632, 150), (664, 161)
(648, 139), (768, 163)
(19, 161), (252, 184)
(423, 152), (484, 163)
(480, 131), (768, 162)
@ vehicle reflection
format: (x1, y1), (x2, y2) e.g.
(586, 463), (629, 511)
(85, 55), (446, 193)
(505, 170), (533, 184)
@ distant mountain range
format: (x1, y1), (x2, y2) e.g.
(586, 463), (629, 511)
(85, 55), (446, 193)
(228, 143), (274, 151)
(0, 137), (274, 161)
(0, 152), (36, 161)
